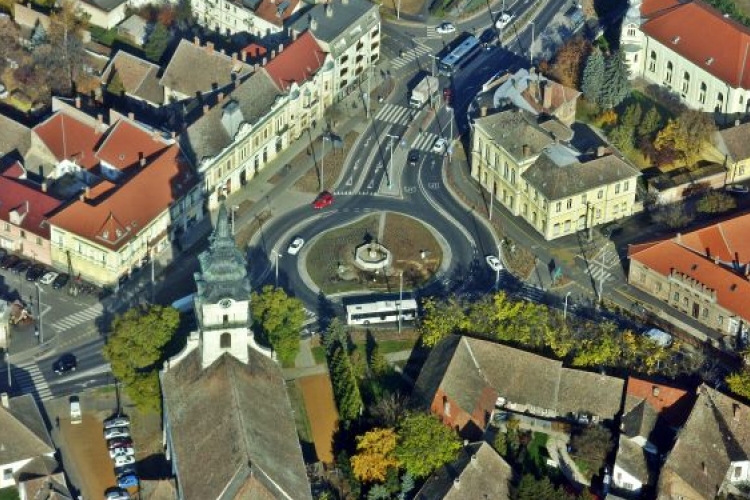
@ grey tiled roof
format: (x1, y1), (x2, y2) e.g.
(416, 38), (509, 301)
(161, 350), (312, 500)
(718, 122), (750, 162)
(0, 395), (54, 465)
(291, 0), (378, 50)
(558, 368), (625, 420)
(0, 113), (32, 159)
(181, 69), (282, 164)
(522, 149), (640, 201)
(415, 442), (513, 500)
(80, 0), (126, 12)
(102, 51), (164, 105)
(615, 438), (653, 485)
(473, 108), (556, 162)
(622, 395), (660, 440)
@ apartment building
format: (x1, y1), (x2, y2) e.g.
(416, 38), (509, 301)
(192, 0), (301, 37)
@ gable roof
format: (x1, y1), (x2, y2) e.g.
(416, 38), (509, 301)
(626, 377), (694, 428)
(676, 212), (750, 266)
(492, 68), (580, 118)
(717, 121), (750, 162)
(264, 32), (326, 91)
(615, 437), (653, 485)
(415, 442), (513, 500)
(413, 335), (624, 420)
(253, 0), (301, 27)
(640, 0), (750, 89)
(95, 118), (169, 169)
(290, 0), (378, 49)
(160, 39), (251, 98)
(661, 385), (750, 498)
(473, 108), (556, 163)
(0, 395), (54, 466)
(33, 113), (103, 170)
(161, 350), (312, 500)
(102, 51), (163, 104)
(0, 176), (64, 238)
(0, 113), (32, 159)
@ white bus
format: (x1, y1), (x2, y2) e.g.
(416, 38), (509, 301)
(437, 35), (481, 75)
(346, 299), (419, 326)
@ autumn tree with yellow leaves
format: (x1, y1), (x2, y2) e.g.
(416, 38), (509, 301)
(350, 428), (400, 482)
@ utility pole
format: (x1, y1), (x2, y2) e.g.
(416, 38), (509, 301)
(530, 22), (535, 66)
(386, 133), (399, 188)
(564, 291), (572, 320)
(398, 272), (403, 334)
(35, 283), (43, 343)
(273, 251), (280, 288)
(397, 0), (401, 19)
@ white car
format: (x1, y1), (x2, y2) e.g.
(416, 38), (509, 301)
(435, 22), (456, 34)
(110, 447), (135, 459)
(725, 183), (749, 194)
(39, 271), (59, 285)
(486, 255), (503, 272)
(113, 454), (136, 467)
(496, 12), (514, 29)
(287, 237), (305, 255)
(104, 416), (130, 429)
(432, 137), (448, 154)
(104, 427), (130, 440)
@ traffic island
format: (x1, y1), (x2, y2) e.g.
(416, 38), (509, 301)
(305, 212), (443, 294)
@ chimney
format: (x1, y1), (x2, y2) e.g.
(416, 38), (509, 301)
(171, 130), (177, 139)
(220, 48), (225, 55)
(206, 41), (214, 53)
(75, 96), (81, 109)
(1, 393), (8, 409)
(194, 36), (200, 46)
(292, 30), (298, 41)
(596, 145), (606, 157)
(41, 180), (48, 193)
(480, 106), (487, 117)
(128, 112), (135, 121)
(97, 114), (104, 127)
(453, 477), (460, 488)
(139, 153), (146, 167)
(203, 104), (210, 115)
(522, 144), (530, 157)
(326, 3), (333, 17)
(271, 50), (276, 59)
(262, 57), (267, 66)
(471, 454), (478, 467)
(652, 385), (660, 397)
(542, 82), (552, 109)
(232, 52), (237, 61)
(278, 43), (283, 53)
(311, 18), (318, 31)
(702, 462), (707, 475)
(218, 92), (224, 102)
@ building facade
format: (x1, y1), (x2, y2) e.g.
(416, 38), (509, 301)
(192, 0), (300, 37)
(715, 121), (750, 184)
(621, 0), (750, 118)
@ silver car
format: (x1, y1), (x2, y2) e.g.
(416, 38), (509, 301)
(104, 426), (130, 440)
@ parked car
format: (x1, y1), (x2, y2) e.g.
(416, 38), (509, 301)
(117, 475), (138, 489)
(53, 353), (77, 375)
(107, 438), (133, 450)
(408, 149), (420, 166)
(11, 259), (30, 274)
(435, 22), (456, 34)
(52, 273), (70, 289)
(26, 264), (45, 282)
(104, 488), (131, 500)
(109, 447), (135, 459)
(104, 415), (130, 429)
(486, 255), (503, 272)
(113, 455), (136, 467)
(114, 464), (137, 477)
(104, 426), (131, 440)
(287, 237), (305, 256)
(39, 272), (59, 285)
(312, 191), (334, 209)
(0, 254), (18, 269)
(432, 137), (448, 154)
(496, 12), (514, 29)
(725, 183), (749, 194)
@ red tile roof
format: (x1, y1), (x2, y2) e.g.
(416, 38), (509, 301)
(677, 212), (750, 265)
(1, 161), (27, 179)
(254, 0), (300, 27)
(263, 32), (326, 91)
(49, 145), (195, 251)
(96, 119), (169, 170)
(0, 176), (64, 238)
(641, 0), (750, 89)
(33, 113), (103, 171)
(626, 377), (694, 427)
(242, 43), (267, 58)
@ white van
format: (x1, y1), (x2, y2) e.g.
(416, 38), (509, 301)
(70, 396), (82, 424)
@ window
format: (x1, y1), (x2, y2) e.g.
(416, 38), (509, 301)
(566, 198), (572, 209)
(615, 183), (621, 194)
(20, 230), (26, 239)
(3, 469), (12, 481)
(674, 292), (680, 302)
(3, 223), (8, 231)
(553, 223), (560, 236)
(564, 220), (571, 232)
(220, 332), (231, 348)
(699, 82), (707, 104)
(598, 189), (603, 200)
(716, 92), (724, 113)
(681, 71), (690, 95)
(581, 193), (587, 204)
(703, 307), (709, 318)
(624, 180), (629, 192)
(596, 208), (602, 219)
(719, 315), (724, 326)
(649, 51), (656, 72)
(556, 202), (562, 213)
(735, 466), (742, 479)
(627, 25), (636, 37)
(223, 314), (228, 325)
(682, 297), (688, 307)
(665, 61), (673, 85)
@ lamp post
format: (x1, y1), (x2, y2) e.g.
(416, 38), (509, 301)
(398, 271), (404, 334)
(35, 283), (43, 344)
(386, 133), (399, 188)
(529, 21), (535, 66)
(564, 291), (572, 320)
(272, 250), (280, 288)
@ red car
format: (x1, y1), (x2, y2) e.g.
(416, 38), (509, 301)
(312, 191), (334, 209)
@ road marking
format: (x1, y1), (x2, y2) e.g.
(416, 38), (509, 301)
(411, 132), (441, 152)
(389, 41), (432, 70)
(404, 186), (417, 194)
(5, 360), (53, 401)
(50, 303), (104, 333)
(374, 103), (413, 126)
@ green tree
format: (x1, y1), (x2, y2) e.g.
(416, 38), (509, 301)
(621, 102), (643, 130)
(366, 331), (390, 376)
(251, 285), (305, 365)
(516, 474), (558, 500)
(30, 21), (47, 48)
(600, 50), (631, 109)
(144, 22), (170, 61)
(570, 425), (614, 480)
(102, 305), (180, 412)
(726, 368), (750, 400)
(609, 124), (635, 150)
(367, 484), (390, 500)
(418, 297), (466, 347)
(329, 345), (364, 422)
(697, 191), (737, 214)
(399, 472), (415, 499)
(638, 105), (662, 138)
(581, 49), (605, 105)
(395, 412), (461, 479)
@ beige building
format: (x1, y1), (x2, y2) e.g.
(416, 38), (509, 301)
(192, 0), (301, 37)
(471, 108), (641, 240)
(714, 120), (750, 184)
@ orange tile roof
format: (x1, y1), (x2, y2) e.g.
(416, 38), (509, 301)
(242, 43), (267, 58)
(629, 239), (750, 322)
(253, 0), (300, 27)
(0, 176), (63, 239)
(33, 113), (102, 170)
(263, 32), (326, 91)
(95, 119), (169, 170)
(626, 377), (694, 427)
(677, 212), (750, 264)
(641, 0), (750, 89)
(49, 145), (195, 251)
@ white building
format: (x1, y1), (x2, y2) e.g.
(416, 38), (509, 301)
(192, 0), (301, 37)
(621, 0), (750, 119)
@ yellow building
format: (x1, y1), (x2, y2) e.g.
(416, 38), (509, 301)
(471, 108), (641, 240)
(715, 121), (750, 184)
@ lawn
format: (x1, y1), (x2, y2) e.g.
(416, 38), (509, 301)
(524, 432), (550, 473)
(311, 337), (417, 365)
(292, 132), (358, 193)
(0, 488), (19, 500)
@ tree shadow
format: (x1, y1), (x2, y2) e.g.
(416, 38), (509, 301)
(316, 291), (337, 334)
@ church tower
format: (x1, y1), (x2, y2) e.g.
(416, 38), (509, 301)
(620, 0), (646, 79)
(192, 204), (258, 368)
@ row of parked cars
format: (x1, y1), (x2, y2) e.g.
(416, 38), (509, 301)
(103, 415), (137, 499)
(0, 249), (70, 289)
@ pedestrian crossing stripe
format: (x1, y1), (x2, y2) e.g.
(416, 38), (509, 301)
(411, 132), (441, 152)
(390, 42), (432, 70)
(51, 303), (104, 333)
(375, 103), (413, 125)
(8, 361), (53, 401)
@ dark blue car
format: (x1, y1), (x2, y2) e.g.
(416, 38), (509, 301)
(117, 474), (138, 489)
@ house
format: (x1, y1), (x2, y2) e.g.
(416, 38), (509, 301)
(628, 212), (750, 337)
(470, 108), (641, 241)
(0, 114), (32, 164)
(414, 442), (513, 500)
(0, 394), (55, 490)
(116, 14), (149, 46)
(15, 456), (72, 500)
(412, 335), (625, 439)
(657, 385), (750, 499)
(160, 206), (312, 500)
(101, 50), (164, 107)
(621, 0), (750, 119)
(74, 0), (127, 29)
(0, 163), (65, 266)
(490, 67), (581, 126)
(714, 120), (750, 183)
(644, 162), (727, 204)
(12, 3), (51, 45)
(31, 111), (202, 285)
(192, 0), (301, 37)
(613, 378), (694, 495)
(159, 39), (252, 103)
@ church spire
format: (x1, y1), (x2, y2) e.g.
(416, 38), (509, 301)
(214, 203), (232, 242)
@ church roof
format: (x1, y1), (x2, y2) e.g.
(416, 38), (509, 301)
(195, 204), (252, 304)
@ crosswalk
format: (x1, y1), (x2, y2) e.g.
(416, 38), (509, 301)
(516, 284), (546, 303)
(375, 103), (414, 126)
(50, 303), (104, 333)
(588, 246), (621, 285)
(7, 360), (53, 401)
(390, 41), (432, 71)
(411, 132), (441, 153)
(425, 27), (445, 38)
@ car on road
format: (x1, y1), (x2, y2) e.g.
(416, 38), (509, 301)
(408, 149), (420, 166)
(725, 183), (749, 194)
(26, 264), (45, 282)
(53, 353), (77, 375)
(435, 22), (456, 34)
(11, 259), (30, 274)
(287, 237), (305, 255)
(432, 137), (448, 154)
(105, 488), (131, 500)
(312, 191), (334, 209)
(0, 254), (18, 270)
(443, 87), (453, 104)
(496, 12), (514, 29)
(104, 415), (130, 429)
(104, 426), (131, 440)
(52, 272), (70, 289)
(107, 438), (133, 450)
(39, 271), (59, 285)
(110, 447), (135, 458)
(117, 474), (138, 489)
(486, 255), (503, 272)
(114, 454), (136, 467)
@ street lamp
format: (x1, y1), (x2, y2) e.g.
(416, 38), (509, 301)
(320, 134), (332, 191)
(398, 272), (404, 334)
(386, 133), (399, 188)
(529, 21), (535, 66)
(495, 243), (502, 291)
(272, 250), (280, 288)
(564, 291), (572, 320)
(35, 283), (43, 344)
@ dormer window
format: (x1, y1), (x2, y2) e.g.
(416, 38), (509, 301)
(116, 229), (122, 238)
(672, 35), (681, 44)
(103, 230), (109, 239)
(706, 57), (714, 66)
